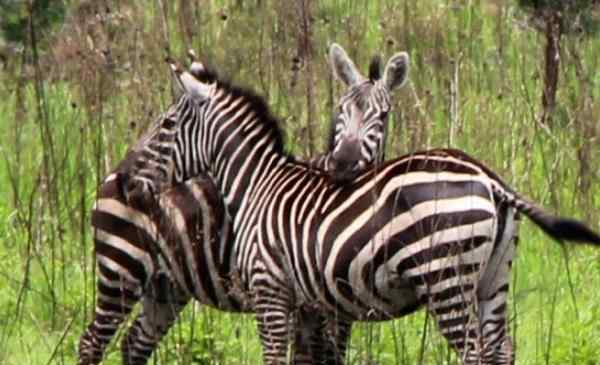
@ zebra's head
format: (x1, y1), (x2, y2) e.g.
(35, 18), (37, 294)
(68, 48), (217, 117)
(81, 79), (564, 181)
(119, 56), (217, 212)
(327, 43), (409, 177)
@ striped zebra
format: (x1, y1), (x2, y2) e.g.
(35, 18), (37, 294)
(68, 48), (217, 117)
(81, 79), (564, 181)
(311, 44), (405, 179)
(129, 58), (600, 365)
(78, 44), (408, 365)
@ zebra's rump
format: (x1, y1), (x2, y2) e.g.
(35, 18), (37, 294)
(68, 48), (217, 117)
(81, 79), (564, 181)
(92, 173), (248, 311)
(330, 156), (497, 318)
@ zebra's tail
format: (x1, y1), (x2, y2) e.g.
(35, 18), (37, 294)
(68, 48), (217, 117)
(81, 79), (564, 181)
(492, 185), (600, 246)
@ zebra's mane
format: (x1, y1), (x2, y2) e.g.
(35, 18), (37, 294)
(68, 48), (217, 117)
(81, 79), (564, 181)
(325, 114), (337, 153)
(368, 55), (381, 81)
(196, 64), (329, 173)
(203, 66), (287, 155)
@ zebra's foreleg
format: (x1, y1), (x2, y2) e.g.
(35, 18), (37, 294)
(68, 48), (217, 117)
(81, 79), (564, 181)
(252, 259), (296, 365)
(317, 315), (352, 365)
(292, 306), (320, 364)
(121, 273), (190, 365)
(254, 285), (295, 364)
(292, 306), (352, 364)
(79, 264), (142, 365)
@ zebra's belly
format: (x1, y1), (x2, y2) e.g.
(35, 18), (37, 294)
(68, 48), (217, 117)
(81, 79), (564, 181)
(320, 264), (421, 321)
(320, 217), (498, 321)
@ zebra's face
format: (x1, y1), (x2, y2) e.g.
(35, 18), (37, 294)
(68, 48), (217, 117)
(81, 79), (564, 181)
(327, 43), (410, 181)
(330, 81), (392, 173)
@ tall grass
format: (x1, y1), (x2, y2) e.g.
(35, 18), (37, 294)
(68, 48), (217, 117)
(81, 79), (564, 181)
(0, 1), (598, 364)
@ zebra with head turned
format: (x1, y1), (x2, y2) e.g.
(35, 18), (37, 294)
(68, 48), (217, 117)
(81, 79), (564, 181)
(78, 43), (408, 365)
(309, 44), (405, 179)
(128, 56), (600, 365)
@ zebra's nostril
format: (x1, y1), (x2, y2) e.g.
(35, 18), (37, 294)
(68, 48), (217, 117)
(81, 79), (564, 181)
(333, 136), (362, 166)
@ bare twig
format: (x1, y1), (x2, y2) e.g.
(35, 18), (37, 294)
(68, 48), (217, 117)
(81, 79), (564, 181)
(540, 11), (562, 127)
(156, 0), (172, 56)
(448, 54), (462, 147)
(295, 0), (316, 156)
(45, 315), (78, 365)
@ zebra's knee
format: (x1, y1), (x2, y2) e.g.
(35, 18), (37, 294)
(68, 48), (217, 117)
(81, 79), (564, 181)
(79, 315), (124, 365)
(78, 330), (103, 365)
(494, 336), (515, 365)
(120, 322), (155, 365)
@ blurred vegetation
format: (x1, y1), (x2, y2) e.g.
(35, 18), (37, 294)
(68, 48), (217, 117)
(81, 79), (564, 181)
(0, 0), (66, 44)
(517, 0), (600, 35)
(0, 0), (599, 364)
(516, 0), (600, 126)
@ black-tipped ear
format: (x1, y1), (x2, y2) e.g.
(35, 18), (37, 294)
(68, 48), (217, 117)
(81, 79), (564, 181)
(368, 55), (382, 81)
(329, 43), (365, 86)
(187, 49), (219, 83)
(166, 58), (213, 101)
(382, 52), (409, 91)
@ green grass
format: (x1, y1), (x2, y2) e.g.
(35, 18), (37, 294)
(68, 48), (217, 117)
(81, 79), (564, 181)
(0, 0), (599, 364)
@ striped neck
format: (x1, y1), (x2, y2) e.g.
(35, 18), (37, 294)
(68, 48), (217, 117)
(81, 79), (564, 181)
(194, 80), (293, 215)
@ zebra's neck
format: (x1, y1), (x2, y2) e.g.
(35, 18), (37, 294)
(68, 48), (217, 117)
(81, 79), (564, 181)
(198, 82), (294, 216)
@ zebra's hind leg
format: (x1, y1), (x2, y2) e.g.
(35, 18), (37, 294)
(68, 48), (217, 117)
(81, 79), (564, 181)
(475, 267), (515, 365)
(79, 263), (142, 365)
(424, 276), (514, 364)
(473, 290), (513, 364)
(476, 206), (518, 365)
(419, 280), (481, 364)
(121, 273), (190, 365)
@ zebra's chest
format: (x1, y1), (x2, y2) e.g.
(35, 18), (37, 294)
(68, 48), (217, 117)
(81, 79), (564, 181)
(243, 172), (328, 302)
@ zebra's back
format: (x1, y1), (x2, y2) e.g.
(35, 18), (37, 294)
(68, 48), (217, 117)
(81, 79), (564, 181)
(252, 149), (500, 320)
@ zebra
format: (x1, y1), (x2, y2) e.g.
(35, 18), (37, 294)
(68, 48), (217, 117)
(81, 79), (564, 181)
(310, 44), (406, 179)
(78, 43), (409, 365)
(127, 57), (600, 365)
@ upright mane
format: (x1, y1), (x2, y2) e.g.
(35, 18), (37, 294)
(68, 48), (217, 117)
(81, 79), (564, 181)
(368, 55), (382, 81)
(196, 65), (288, 157)
(188, 62), (335, 179)
(326, 114), (337, 152)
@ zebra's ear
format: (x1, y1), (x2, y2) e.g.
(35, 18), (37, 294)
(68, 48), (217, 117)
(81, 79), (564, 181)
(180, 71), (213, 100)
(168, 59), (212, 101)
(187, 49), (207, 80)
(382, 52), (409, 92)
(329, 43), (364, 87)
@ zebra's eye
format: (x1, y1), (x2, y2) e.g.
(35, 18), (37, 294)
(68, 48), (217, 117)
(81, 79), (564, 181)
(380, 111), (389, 120)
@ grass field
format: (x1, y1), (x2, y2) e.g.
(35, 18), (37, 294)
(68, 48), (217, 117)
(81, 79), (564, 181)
(0, 1), (599, 364)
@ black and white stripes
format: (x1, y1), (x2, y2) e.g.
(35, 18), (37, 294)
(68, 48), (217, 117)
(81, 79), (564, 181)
(137, 64), (599, 365)
(325, 44), (409, 178)
(78, 153), (243, 365)
(79, 43), (600, 365)
(78, 44), (404, 365)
